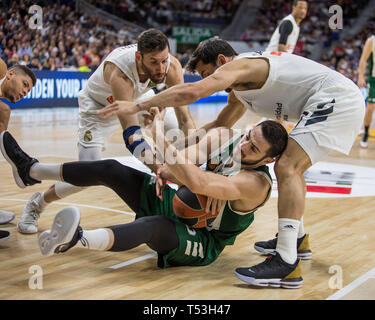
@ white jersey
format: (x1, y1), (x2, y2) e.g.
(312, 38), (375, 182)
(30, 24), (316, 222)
(266, 14), (300, 54)
(81, 44), (171, 112)
(232, 51), (364, 154)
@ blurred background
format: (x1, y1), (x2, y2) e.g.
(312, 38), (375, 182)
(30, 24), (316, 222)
(0, 0), (373, 109)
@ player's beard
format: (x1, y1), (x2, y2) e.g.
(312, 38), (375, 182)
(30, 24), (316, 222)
(141, 59), (166, 84)
(232, 147), (267, 168)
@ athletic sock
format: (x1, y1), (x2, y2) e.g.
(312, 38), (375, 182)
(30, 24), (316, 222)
(38, 192), (48, 209)
(298, 216), (305, 239)
(29, 163), (62, 181)
(276, 218), (300, 264)
(363, 126), (369, 141)
(75, 228), (111, 251)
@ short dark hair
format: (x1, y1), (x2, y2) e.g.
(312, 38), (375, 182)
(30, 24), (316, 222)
(293, 0), (307, 6)
(257, 120), (288, 158)
(186, 38), (238, 73)
(137, 28), (170, 55)
(9, 64), (36, 86)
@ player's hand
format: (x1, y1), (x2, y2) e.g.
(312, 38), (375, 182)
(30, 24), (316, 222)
(98, 101), (138, 118)
(357, 75), (367, 88)
(155, 175), (166, 201)
(143, 108), (167, 128)
(205, 197), (225, 216)
(156, 166), (170, 200)
(150, 107), (165, 142)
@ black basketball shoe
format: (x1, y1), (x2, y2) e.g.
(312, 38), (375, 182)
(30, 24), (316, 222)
(254, 233), (312, 260)
(0, 131), (41, 188)
(235, 252), (303, 289)
(38, 207), (84, 256)
(0, 230), (10, 244)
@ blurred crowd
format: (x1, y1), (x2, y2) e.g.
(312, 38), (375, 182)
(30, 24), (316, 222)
(0, 0), (139, 72)
(86, 0), (241, 34)
(0, 0), (373, 84)
(239, 0), (371, 82)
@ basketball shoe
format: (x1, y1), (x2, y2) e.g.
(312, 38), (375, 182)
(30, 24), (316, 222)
(39, 207), (84, 256)
(254, 233), (312, 260)
(235, 252), (303, 289)
(0, 210), (15, 224)
(0, 230), (10, 243)
(0, 131), (41, 188)
(18, 192), (44, 234)
(360, 133), (368, 148)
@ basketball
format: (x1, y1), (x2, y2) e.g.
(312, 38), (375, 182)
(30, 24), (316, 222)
(173, 185), (218, 229)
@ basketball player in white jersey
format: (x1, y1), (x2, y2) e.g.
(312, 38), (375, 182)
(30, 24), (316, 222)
(358, 35), (375, 148)
(18, 29), (195, 234)
(0, 57), (36, 242)
(266, 0), (308, 53)
(99, 38), (365, 288)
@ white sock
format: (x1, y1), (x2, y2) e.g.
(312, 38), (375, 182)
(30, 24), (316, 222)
(39, 192), (48, 209)
(75, 229), (111, 251)
(29, 163), (62, 181)
(276, 218), (300, 264)
(298, 216), (305, 239)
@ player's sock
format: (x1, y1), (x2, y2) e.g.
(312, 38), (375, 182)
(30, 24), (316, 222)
(29, 163), (62, 181)
(363, 126), (369, 141)
(75, 228), (111, 251)
(38, 192), (48, 209)
(298, 216), (305, 239)
(276, 218), (300, 264)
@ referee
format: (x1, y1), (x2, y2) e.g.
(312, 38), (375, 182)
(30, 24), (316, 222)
(266, 0), (308, 53)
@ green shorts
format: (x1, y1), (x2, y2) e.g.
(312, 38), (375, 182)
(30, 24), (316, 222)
(368, 77), (375, 103)
(137, 174), (226, 268)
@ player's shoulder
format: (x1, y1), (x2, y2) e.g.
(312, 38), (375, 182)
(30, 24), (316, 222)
(0, 58), (7, 79)
(169, 55), (183, 70)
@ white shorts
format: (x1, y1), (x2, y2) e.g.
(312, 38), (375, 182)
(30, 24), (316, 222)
(78, 90), (179, 149)
(289, 73), (365, 164)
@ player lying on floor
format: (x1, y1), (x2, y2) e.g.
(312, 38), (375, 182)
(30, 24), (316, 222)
(0, 111), (288, 272)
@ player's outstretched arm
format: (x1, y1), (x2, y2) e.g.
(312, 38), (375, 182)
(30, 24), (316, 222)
(0, 57), (7, 80)
(0, 100), (11, 133)
(98, 59), (249, 118)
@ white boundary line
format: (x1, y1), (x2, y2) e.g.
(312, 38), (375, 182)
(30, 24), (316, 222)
(109, 252), (157, 269)
(326, 267), (375, 300)
(0, 198), (135, 216)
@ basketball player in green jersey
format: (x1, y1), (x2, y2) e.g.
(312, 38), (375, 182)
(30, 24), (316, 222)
(0, 57), (36, 242)
(1, 113), (289, 276)
(358, 35), (375, 148)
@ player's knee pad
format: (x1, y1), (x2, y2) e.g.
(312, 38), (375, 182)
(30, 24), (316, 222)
(54, 181), (85, 199)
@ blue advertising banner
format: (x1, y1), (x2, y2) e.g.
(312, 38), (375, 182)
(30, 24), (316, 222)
(2, 71), (227, 109)
(3, 70), (91, 109)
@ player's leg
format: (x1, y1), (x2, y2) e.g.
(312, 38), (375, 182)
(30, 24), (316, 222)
(236, 136), (315, 289)
(0, 130), (149, 213)
(360, 101), (375, 148)
(18, 111), (108, 234)
(38, 207), (179, 256)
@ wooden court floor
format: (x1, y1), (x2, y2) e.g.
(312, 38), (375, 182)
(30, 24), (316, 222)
(0, 107), (374, 300)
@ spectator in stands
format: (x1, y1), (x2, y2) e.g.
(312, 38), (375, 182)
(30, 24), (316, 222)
(77, 57), (91, 72)
(20, 53), (31, 67)
(30, 57), (43, 71)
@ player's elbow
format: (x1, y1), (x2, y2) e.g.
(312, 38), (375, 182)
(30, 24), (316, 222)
(187, 177), (207, 195)
(179, 83), (202, 103)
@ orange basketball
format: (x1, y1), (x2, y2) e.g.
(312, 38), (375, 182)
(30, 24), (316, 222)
(172, 186), (218, 228)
